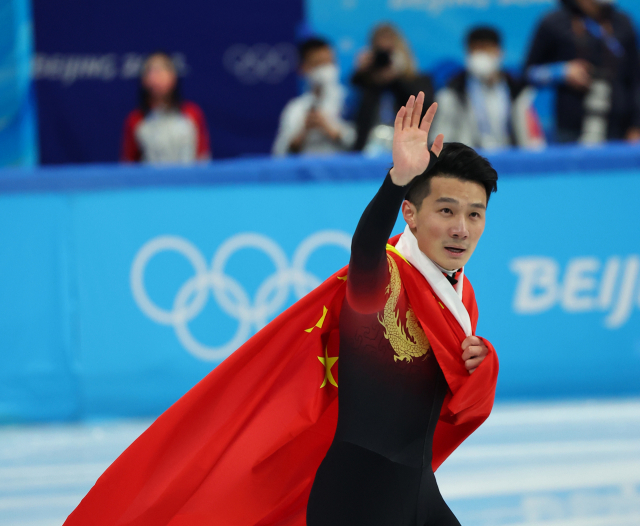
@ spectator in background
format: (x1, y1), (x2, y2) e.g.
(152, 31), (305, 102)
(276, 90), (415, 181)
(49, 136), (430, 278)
(121, 52), (211, 163)
(525, 0), (640, 144)
(272, 38), (355, 156)
(351, 23), (434, 151)
(432, 27), (544, 150)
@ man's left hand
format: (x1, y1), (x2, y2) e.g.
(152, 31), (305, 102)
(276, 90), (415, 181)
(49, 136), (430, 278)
(461, 336), (488, 374)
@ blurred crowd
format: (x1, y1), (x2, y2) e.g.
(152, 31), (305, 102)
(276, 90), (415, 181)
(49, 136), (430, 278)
(121, 0), (640, 164)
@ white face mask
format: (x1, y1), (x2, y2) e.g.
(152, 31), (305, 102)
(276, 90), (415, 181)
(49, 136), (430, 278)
(466, 52), (501, 82)
(307, 63), (339, 87)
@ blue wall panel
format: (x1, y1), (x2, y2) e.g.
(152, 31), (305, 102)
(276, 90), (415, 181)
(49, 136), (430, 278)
(1, 146), (640, 422)
(0, 194), (78, 421)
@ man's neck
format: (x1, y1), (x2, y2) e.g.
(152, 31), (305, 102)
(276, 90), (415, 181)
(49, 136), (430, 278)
(432, 260), (458, 277)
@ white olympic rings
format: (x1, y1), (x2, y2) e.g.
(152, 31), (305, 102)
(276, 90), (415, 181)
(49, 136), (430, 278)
(130, 231), (351, 361)
(223, 43), (298, 84)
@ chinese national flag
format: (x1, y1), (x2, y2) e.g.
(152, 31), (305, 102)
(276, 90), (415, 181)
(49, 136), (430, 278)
(64, 236), (498, 526)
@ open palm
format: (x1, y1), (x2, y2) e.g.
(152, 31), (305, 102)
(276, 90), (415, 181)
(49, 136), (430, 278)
(390, 92), (444, 187)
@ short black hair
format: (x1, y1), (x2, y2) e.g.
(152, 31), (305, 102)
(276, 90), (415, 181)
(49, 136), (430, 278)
(298, 38), (331, 63)
(466, 26), (501, 48)
(406, 142), (498, 209)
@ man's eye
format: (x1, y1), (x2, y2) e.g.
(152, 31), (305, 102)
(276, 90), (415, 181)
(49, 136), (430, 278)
(470, 212), (481, 218)
(441, 208), (452, 214)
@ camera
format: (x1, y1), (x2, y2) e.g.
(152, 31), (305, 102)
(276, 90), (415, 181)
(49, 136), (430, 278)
(372, 49), (392, 69)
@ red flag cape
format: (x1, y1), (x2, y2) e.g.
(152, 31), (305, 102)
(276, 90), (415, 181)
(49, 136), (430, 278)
(64, 236), (498, 526)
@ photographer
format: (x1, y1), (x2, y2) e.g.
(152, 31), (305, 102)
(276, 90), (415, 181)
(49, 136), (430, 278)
(351, 23), (434, 151)
(272, 38), (355, 156)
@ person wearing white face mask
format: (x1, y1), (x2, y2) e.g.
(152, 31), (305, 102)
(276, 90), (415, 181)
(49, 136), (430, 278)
(272, 38), (355, 156)
(432, 27), (544, 150)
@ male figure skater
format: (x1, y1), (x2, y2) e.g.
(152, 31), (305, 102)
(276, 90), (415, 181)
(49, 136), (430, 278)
(307, 92), (497, 525)
(64, 94), (498, 526)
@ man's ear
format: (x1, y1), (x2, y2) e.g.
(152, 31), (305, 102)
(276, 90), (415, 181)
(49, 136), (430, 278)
(402, 200), (418, 229)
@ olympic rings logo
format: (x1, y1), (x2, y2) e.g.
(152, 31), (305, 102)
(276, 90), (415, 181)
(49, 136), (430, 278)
(130, 231), (351, 361)
(223, 43), (297, 84)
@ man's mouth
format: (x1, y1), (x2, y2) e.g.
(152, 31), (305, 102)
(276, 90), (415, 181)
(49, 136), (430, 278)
(444, 246), (466, 255)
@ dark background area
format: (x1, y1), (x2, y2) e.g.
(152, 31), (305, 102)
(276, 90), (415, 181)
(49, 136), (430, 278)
(33, 0), (303, 164)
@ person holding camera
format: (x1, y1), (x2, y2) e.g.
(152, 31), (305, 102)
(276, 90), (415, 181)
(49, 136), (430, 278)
(351, 23), (434, 151)
(272, 38), (355, 156)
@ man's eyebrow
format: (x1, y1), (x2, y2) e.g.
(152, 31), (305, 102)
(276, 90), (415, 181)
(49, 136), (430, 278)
(435, 196), (486, 210)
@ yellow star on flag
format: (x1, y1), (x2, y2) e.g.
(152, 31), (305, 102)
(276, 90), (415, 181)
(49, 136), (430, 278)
(318, 347), (338, 388)
(305, 306), (328, 333)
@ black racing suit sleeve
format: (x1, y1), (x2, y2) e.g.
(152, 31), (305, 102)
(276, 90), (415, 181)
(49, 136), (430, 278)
(346, 172), (409, 314)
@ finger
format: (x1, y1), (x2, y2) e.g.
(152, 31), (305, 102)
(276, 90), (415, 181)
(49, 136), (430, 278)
(462, 346), (480, 360)
(461, 335), (479, 350)
(394, 106), (406, 132)
(462, 345), (487, 361)
(419, 102), (438, 133)
(465, 357), (483, 371)
(403, 95), (415, 130)
(431, 133), (445, 157)
(411, 91), (424, 128)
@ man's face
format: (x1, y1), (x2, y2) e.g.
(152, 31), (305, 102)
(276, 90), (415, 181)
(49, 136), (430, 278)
(300, 47), (334, 75)
(402, 176), (487, 270)
(468, 41), (501, 57)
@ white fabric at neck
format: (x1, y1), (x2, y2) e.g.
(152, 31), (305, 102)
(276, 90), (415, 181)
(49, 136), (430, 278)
(394, 225), (472, 336)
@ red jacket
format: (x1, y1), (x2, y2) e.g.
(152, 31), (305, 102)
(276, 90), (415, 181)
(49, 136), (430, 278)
(121, 101), (211, 162)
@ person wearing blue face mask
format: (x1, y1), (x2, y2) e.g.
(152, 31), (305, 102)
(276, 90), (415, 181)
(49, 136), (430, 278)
(525, 0), (640, 144)
(272, 38), (355, 156)
(432, 27), (543, 150)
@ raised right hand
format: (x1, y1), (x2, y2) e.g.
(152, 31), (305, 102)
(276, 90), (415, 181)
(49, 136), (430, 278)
(390, 92), (444, 187)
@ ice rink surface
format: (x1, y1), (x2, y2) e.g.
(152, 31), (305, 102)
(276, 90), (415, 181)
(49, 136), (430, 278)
(2, 398), (639, 526)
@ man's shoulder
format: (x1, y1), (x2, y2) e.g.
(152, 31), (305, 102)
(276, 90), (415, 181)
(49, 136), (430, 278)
(612, 9), (637, 35)
(446, 71), (468, 97)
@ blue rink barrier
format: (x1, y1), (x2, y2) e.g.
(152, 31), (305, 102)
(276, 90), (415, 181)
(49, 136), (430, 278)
(1, 144), (640, 422)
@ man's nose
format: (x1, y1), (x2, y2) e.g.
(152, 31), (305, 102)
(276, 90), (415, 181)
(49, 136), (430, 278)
(450, 216), (469, 239)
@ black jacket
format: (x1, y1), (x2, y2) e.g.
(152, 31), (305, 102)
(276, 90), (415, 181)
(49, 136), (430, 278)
(525, 6), (640, 139)
(350, 70), (434, 151)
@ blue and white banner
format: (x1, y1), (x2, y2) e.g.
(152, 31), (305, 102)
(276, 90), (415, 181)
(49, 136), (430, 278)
(1, 147), (639, 421)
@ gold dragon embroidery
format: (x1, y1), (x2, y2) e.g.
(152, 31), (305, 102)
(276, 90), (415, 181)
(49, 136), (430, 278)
(378, 254), (430, 362)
